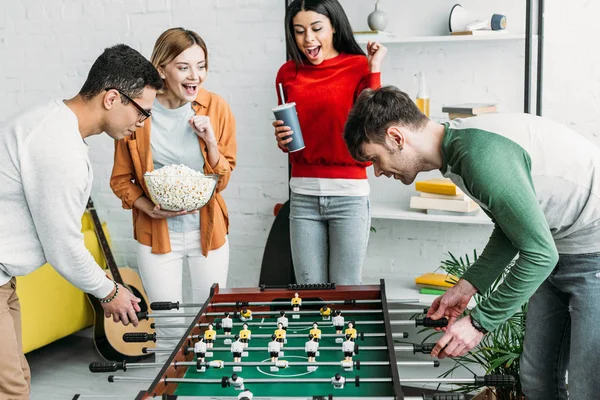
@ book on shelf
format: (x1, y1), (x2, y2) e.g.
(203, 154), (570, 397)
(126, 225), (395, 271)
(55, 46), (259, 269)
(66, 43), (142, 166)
(353, 30), (395, 36)
(426, 209), (480, 217)
(451, 30), (510, 36)
(420, 192), (467, 201)
(442, 103), (497, 115)
(420, 287), (447, 295)
(415, 272), (458, 290)
(410, 196), (480, 213)
(414, 178), (463, 196)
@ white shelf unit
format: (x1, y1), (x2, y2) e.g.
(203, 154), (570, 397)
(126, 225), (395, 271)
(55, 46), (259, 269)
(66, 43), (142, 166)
(354, 33), (533, 44)
(371, 202), (493, 225)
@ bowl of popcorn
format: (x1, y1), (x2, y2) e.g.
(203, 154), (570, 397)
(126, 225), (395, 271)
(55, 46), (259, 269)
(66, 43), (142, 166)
(143, 164), (219, 212)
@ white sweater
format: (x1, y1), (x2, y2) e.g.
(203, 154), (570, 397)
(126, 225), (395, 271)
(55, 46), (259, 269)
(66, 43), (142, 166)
(0, 100), (114, 299)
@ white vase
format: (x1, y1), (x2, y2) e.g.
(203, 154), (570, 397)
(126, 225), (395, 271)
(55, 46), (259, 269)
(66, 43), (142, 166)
(367, 2), (388, 32)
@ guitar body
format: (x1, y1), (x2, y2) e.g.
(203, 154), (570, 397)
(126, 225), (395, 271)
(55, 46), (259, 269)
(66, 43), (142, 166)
(86, 198), (154, 362)
(87, 267), (155, 362)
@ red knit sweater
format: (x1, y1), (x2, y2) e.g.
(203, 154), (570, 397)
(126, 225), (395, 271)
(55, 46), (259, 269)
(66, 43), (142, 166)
(275, 53), (381, 179)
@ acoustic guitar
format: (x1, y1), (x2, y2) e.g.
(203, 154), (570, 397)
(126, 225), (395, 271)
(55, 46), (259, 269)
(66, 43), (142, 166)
(86, 197), (154, 361)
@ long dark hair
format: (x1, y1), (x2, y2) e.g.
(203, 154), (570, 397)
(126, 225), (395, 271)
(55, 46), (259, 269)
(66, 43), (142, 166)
(285, 0), (365, 69)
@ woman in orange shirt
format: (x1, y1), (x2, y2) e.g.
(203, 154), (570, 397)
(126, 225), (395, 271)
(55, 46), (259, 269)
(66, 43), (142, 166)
(111, 28), (236, 357)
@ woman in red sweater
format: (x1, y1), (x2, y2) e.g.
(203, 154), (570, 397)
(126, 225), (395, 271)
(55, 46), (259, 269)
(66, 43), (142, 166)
(273, 0), (387, 285)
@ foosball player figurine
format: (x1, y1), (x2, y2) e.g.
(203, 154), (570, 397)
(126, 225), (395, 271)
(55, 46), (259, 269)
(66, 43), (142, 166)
(291, 292), (302, 319)
(309, 322), (322, 343)
(268, 334), (281, 362)
(194, 337), (207, 371)
(230, 335), (244, 369)
(238, 389), (253, 400)
(305, 334), (319, 364)
(240, 308), (253, 322)
(331, 373), (346, 389)
(239, 323), (251, 348)
(204, 323), (217, 348)
(342, 334), (355, 362)
(277, 310), (289, 331)
(222, 312), (233, 344)
(230, 373), (245, 391)
(319, 305), (332, 320)
(332, 310), (345, 342)
(275, 322), (286, 347)
(345, 320), (357, 340)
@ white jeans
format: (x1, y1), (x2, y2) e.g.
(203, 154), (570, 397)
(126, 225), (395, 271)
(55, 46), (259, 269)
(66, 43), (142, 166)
(137, 231), (229, 361)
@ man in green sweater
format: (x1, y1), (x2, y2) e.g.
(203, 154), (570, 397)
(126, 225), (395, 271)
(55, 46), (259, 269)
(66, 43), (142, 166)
(343, 86), (600, 400)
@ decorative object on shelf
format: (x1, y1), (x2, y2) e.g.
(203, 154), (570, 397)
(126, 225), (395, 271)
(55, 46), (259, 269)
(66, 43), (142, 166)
(449, 4), (507, 34)
(415, 71), (430, 118)
(432, 251), (526, 400)
(367, 0), (388, 32)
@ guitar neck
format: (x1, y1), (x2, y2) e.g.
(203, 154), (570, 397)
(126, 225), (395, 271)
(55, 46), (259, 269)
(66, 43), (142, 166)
(86, 198), (124, 284)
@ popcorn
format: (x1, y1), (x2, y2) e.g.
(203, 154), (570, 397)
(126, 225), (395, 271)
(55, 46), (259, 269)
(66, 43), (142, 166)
(144, 164), (218, 212)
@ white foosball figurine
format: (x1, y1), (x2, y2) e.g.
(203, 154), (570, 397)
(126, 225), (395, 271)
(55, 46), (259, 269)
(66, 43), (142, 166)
(331, 373), (346, 389)
(277, 310), (289, 331)
(230, 374), (245, 391)
(342, 334), (355, 361)
(238, 389), (253, 399)
(231, 335), (244, 364)
(332, 310), (345, 337)
(305, 334), (319, 363)
(268, 334), (281, 362)
(240, 308), (253, 322)
(195, 337), (207, 372)
(222, 312), (233, 344)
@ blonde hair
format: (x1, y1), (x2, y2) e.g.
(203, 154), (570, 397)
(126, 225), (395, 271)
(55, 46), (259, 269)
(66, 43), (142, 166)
(150, 27), (208, 72)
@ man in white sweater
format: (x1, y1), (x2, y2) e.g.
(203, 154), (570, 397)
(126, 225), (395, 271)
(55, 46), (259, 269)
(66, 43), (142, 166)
(0, 44), (163, 399)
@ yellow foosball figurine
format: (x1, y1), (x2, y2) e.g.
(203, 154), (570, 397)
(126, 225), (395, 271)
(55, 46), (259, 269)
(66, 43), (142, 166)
(291, 292), (302, 312)
(204, 323), (217, 348)
(240, 308), (253, 322)
(344, 320), (357, 340)
(309, 322), (322, 342)
(319, 305), (332, 320)
(275, 322), (286, 347)
(239, 323), (252, 348)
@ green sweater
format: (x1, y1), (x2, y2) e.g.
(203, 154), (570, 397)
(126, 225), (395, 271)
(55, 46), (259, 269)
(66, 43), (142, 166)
(441, 113), (600, 332)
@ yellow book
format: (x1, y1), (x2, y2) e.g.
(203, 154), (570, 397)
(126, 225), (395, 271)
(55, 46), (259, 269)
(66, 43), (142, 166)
(415, 178), (463, 196)
(415, 273), (458, 288)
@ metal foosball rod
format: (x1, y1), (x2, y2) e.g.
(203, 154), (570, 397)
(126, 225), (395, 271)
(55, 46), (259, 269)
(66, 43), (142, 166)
(199, 308), (428, 317)
(106, 374), (515, 388)
(90, 358), (440, 373)
(123, 331), (410, 342)
(141, 342), (436, 354)
(150, 298), (420, 310)
(139, 396), (466, 400)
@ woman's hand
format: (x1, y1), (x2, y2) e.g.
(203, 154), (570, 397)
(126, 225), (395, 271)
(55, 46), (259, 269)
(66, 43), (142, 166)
(134, 196), (197, 219)
(189, 116), (217, 146)
(273, 119), (293, 151)
(367, 41), (387, 73)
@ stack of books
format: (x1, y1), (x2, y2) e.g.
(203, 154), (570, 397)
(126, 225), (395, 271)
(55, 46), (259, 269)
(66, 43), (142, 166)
(415, 272), (458, 295)
(410, 178), (480, 216)
(441, 102), (497, 120)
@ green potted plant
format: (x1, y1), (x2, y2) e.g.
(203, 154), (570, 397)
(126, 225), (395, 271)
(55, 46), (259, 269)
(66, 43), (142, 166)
(429, 251), (526, 400)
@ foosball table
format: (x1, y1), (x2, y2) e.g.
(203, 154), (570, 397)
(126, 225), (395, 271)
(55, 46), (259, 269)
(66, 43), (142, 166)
(88, 280), (514, 399)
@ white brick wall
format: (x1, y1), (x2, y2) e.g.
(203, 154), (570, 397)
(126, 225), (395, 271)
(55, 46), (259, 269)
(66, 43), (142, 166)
(1, 0), (598, 291)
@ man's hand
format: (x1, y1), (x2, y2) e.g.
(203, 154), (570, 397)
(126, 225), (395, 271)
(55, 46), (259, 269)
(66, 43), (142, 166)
(100, 283), (142, 327)
(430, 316), (485, 359)
(427, 279), (478, 330)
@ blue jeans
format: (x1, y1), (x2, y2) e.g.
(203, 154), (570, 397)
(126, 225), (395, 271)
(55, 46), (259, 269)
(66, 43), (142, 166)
(289, 192), (370, 285)
(521, 252), (600, 400)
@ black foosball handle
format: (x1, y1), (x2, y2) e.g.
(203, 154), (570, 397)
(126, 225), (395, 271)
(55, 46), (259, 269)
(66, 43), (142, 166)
(89, 361), (126, 373)
(151, 301), (180, 310)
(136, 311), (149, 320)
(423, 394), (465, 400)
(413, 343), (436, 354)
(475, 374), (516, 388)
(123, 332), (157, 343)
(416, 317), (448, 328)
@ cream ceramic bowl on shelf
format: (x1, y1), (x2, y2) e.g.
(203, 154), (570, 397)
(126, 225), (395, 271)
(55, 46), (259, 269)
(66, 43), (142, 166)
(143, 164), (219, 212)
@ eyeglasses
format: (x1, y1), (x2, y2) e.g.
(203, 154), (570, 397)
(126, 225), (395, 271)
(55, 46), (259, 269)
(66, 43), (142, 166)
(105, 88), (151, 123)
